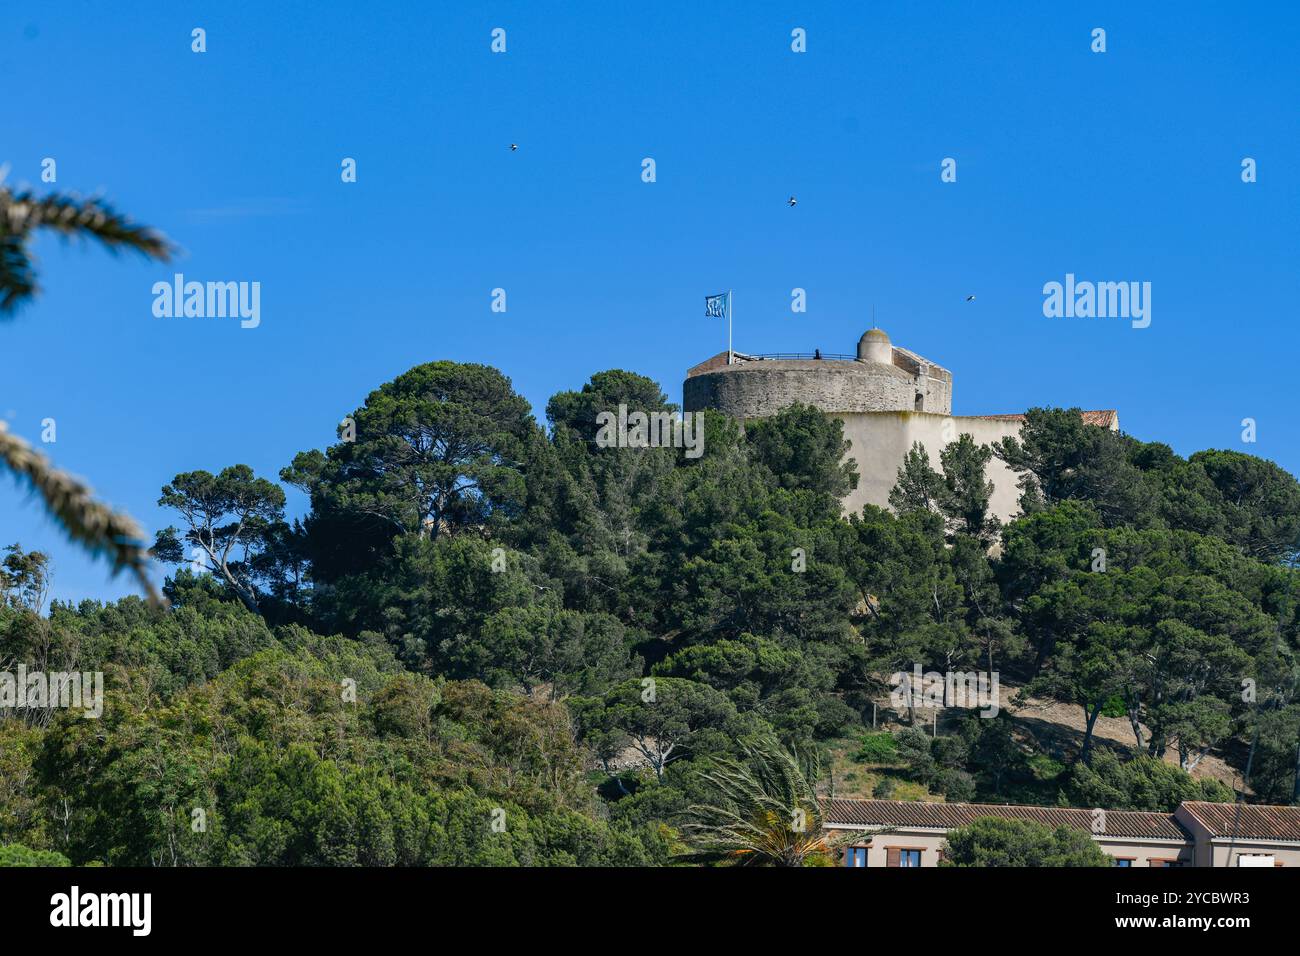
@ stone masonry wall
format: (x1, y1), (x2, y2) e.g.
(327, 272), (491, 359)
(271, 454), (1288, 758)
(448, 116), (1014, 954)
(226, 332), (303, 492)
(683, 360), (919, 419)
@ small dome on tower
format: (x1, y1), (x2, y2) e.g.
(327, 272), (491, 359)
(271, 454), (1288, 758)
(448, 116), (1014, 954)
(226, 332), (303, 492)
(858, 327), (892, 364)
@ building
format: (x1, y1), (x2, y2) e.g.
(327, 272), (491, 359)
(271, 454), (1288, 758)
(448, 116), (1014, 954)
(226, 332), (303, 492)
(823, 798), (1300, 867)
(683, 329), (1118, 522)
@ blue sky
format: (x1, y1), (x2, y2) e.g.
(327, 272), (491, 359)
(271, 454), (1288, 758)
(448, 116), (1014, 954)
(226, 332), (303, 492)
(2, 1), (1297, 604)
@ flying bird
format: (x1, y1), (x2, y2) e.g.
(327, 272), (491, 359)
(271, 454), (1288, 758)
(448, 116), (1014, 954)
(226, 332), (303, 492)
(965, 295), (976, 302)
(787, 196), (797, 207)
(509, 144), (518, 151)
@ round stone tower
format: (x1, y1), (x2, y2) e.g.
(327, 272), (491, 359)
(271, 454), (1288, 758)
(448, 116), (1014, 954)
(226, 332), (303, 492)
(683, 328), (952, 419)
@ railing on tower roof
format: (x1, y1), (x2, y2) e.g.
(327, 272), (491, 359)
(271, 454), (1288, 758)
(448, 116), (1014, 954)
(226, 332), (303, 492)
(741, 352), (859, 362)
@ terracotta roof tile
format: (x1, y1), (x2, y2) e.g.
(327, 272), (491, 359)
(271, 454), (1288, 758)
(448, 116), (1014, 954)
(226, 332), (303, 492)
(971, 410), (1117, 428)
(822, 799), (1187, 841)
(1179, 802), (1300, 842)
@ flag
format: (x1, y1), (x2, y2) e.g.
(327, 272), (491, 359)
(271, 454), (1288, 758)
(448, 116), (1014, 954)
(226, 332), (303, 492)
(705, 292), (729, 318)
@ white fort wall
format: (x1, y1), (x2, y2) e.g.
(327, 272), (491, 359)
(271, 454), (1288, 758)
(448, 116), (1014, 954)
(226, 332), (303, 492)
(835, 411), (1024, 523)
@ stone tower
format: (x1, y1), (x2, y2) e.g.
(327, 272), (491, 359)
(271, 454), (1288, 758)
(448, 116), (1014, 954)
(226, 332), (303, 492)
(682, 327), (953, 420)
(683, 329), (1117, 524)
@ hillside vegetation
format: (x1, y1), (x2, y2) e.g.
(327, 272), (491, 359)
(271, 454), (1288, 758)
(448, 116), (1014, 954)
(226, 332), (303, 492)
(2, 362), (1298, 865)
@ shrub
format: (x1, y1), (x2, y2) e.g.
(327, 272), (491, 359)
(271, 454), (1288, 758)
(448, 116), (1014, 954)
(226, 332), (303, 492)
(895, 727), (937, 783)
(931, 734), (969, 770)
(1027, 753), (1066, 781)
(941, 817), (1111, 867)
(935, 768), (977, 802)
(0, 844), (70, 867)
(1101, 695), (1127, 719)
(855, 732), (899, 764)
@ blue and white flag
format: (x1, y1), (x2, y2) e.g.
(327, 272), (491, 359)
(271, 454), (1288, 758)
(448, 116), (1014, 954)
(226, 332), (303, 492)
(705, 291), (730, 319)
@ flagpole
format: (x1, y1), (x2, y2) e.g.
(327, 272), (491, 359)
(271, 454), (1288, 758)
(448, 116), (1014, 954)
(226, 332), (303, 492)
(728, 289), (733, 365)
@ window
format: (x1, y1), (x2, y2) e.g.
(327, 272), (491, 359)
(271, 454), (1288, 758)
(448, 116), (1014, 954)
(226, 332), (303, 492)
(886, 846), (925, 867)
(914, 393), (924, 411)
(1149, 858), (1181, 868)
(1114, 858), (1134, 867)
(845, 847), (869, 868)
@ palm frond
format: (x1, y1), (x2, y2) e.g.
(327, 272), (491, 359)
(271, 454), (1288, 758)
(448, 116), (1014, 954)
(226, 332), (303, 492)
(2, 188), (174, 256)
(0, 423), (162, 606)
(677, 735), (831, 866)
(0, 233), (36, 313)
(0, 186), (174, 316)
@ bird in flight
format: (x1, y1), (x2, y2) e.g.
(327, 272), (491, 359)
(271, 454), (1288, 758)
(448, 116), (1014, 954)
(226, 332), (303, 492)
(787, 196), (797, 207)
(509, 144), (518, 151)
(965, 295), (976, 302)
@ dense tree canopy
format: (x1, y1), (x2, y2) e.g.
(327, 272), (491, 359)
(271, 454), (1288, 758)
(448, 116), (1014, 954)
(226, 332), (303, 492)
(282, 361), (537, 582)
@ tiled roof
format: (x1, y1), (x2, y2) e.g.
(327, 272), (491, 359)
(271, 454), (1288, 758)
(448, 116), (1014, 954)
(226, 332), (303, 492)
(685, 351), (749, 376)
(1079, 410), (1118, 428)
(823, 799), (1187, 841)
(1179, 802), (1300, 842)
(972, 410), (1118, 428)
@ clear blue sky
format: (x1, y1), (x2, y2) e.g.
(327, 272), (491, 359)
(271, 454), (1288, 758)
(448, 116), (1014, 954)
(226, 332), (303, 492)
(2, 1), (1297, 604)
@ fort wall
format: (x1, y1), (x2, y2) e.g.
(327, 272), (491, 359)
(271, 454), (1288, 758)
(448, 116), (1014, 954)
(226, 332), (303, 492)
(836, 411), (1023, 522)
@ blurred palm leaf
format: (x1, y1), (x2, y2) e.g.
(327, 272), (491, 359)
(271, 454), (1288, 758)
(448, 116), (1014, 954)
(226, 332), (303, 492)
(0, 425), (160, 604)
(1, 182), (173, 315)
(1, 175), (174, 604)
